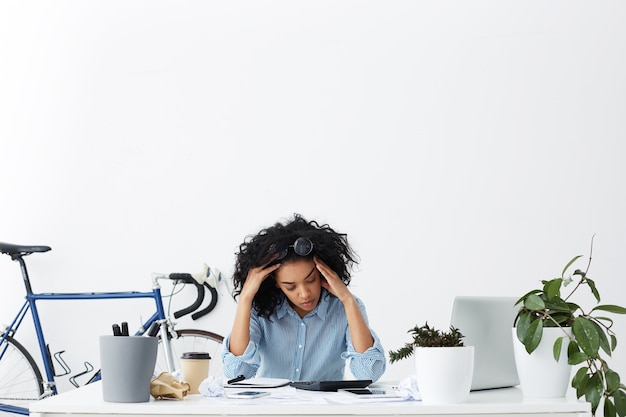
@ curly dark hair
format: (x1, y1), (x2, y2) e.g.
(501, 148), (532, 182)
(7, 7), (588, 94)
(232, 214), (359, 318)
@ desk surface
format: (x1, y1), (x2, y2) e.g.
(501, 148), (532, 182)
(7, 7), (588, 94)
(29, 382), (591, 417)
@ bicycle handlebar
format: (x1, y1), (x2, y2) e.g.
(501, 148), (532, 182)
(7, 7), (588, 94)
(168, 273), (218, 320)
(192, 283), (218, 320)
(168, 273), (196, 284)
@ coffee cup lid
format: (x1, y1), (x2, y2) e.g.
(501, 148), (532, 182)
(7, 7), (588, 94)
(181, 351), (211, 360)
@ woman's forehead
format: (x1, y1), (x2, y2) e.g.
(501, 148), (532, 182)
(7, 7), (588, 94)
(275, 260), (316, 282)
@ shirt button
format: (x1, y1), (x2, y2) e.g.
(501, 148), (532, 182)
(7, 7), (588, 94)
(296, 368), (300, 372)
(299, 344), (303, 349)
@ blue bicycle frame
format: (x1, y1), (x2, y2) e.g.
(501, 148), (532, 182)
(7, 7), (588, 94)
(0, 257), (176, 415)
(6, 288), (170, 386)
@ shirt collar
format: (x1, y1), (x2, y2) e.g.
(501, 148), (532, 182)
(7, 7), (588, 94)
(275, 289), (331, 320)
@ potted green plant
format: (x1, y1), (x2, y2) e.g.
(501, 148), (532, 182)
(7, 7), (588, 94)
(389, 322), (474, 404)
(514, 237), (626, 417)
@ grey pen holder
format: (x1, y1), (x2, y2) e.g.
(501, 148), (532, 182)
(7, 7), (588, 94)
(99, 335), (158, 403)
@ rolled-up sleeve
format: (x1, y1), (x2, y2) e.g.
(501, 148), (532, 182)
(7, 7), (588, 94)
(221, 314), (266, 379)
(341, 298), (386, 381)
(221, 336), (260, 379)
(341, 328), (386, 381)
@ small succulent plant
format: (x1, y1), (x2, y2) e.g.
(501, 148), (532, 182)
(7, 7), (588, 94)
(388, 322), (464, 363)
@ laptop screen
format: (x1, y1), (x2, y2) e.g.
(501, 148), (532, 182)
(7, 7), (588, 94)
(450, 296), (520, 391)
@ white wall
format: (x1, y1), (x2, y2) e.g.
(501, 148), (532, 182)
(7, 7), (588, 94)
(1, 0), (625, 392)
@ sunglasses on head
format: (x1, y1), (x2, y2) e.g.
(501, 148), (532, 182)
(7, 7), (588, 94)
(275, 237), (314, 260)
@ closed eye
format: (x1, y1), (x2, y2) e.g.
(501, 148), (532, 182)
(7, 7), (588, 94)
(282, 274), (317, 292)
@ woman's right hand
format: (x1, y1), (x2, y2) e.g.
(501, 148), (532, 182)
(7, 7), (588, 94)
(229, 261), (281, 356)
(239, 262), (281, 302)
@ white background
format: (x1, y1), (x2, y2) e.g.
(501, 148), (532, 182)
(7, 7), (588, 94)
(1, 0), (625, 393)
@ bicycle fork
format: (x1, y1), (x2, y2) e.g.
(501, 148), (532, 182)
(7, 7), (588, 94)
(157, 320), (176, 372)
(150, 285), (177, 373)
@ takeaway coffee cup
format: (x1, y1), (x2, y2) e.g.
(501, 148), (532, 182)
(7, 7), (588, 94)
(180, 352), (211, 394)
(99, 336), (158, 402)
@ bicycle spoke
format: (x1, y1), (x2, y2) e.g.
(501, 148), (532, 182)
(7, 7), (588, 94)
(0, 336), (43, 408)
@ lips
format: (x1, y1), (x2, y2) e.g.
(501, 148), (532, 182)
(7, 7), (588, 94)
(301, 300), (315, 308)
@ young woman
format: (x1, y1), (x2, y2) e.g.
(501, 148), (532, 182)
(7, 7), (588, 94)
(221, 214), (386, 382)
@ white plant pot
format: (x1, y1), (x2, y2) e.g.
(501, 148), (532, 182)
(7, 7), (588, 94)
(414, 346), (474, 404)
(512, 327), (572, 398)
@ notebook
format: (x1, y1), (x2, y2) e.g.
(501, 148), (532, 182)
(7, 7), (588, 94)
(449, 296), (520, 391)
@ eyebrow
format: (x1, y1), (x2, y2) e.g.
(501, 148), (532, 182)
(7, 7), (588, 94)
(279, 265), (317, 285)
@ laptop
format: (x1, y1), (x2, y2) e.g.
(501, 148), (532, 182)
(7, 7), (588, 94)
(449, 296), (520, 391)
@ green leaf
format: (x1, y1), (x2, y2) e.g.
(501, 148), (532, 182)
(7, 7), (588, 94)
(546, 298), (574, 312)
(586, 278), (601, 303)
(550, 312), (574, 326)
(615, 389), (626, 417)
(568, 351), (589, 365)
(607, 369), (621, 393)
(515, 290), (541, 306)
(606, 398), (617, 417)
(572, 367), (590, 398)
(572, 367), (589, 388)
(562, 255), (583, 277)
(573, 316), (600, 358)
(516, 311), (531, 342)
(524, 294), (546, 311)
(523, 319), (544, 354)
(590, 319), (612, 356)
(546, 311), (572, 323)
(586, 373), (603, 414)
(611, 335), (618, 351)
(553, 336), (564, 361)
(388, 342), (416, 363)
(566, 339), (583, 365)
(544, 278), (563, 300)
(592, 305), (626, 315)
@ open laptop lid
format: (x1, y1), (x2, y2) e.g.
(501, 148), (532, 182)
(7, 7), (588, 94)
(450, 296), (520, 391)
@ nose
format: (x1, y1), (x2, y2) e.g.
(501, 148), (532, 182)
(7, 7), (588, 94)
(298, 286), (311, 299)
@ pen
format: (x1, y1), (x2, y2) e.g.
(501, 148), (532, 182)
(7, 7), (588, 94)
(227, 375), (245, 384)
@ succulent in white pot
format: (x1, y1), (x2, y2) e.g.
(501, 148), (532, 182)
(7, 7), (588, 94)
(389, 322), (474, 404)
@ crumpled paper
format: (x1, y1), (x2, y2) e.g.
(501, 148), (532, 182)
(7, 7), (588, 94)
(198, 376), (225, 397)
(150, 372), (191, 400)
(397, 375), (421, 400)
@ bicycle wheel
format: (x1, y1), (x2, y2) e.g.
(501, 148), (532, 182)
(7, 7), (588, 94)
(155, 329), (224, 378)
(0, 334), (44, 408)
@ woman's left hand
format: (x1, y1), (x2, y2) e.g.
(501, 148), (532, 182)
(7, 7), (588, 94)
(315, 257), (374, 353)
(315, 256), (352, 302)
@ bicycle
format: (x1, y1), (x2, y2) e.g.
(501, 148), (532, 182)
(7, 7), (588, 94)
(0, 241), (225, 416)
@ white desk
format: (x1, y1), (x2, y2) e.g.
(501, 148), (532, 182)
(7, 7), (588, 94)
(29, 382), (591, 417)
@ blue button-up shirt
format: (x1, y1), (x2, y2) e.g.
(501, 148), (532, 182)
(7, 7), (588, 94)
(221, 290), (386, 382)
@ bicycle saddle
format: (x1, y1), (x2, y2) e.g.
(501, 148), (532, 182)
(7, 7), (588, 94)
(0, 242), (51, 257)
